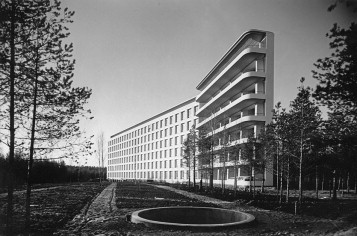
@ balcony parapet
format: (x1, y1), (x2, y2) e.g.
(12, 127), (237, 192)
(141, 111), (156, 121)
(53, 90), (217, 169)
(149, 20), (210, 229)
(196, 71), (265, 117)
(200, 115), (266, 137)
(197, 93), (266, 127)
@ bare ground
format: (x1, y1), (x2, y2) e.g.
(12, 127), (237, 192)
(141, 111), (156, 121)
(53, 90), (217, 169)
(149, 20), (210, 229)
(55, 182), (357, 236)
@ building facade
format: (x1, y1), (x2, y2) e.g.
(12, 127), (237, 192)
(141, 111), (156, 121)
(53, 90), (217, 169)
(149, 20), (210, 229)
(107, 98), (199, 182)
(108, 29), (274, 186)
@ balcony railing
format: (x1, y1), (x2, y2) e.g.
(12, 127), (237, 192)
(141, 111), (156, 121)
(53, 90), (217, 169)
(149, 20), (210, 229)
(198, 92), (265, 125)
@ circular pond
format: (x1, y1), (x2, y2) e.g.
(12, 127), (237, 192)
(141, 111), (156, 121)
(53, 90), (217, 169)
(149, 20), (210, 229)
(131, 206), (255, 229)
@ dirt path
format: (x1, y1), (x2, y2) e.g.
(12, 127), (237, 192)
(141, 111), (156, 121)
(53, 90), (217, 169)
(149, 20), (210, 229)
(55, 183), (120, 235)
(154, 184), (236, 208)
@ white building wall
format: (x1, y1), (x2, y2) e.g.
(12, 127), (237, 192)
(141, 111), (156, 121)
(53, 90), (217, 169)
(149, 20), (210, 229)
(107, 98), (199, 183)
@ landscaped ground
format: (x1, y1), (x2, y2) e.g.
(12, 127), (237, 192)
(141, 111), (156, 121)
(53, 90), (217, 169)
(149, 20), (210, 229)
(57, 181), (357, 235)
(0, 182), (109, 235)
(1, 181), (357, 235)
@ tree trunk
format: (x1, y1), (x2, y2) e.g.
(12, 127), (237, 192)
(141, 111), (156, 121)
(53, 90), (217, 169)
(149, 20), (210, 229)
(315, 164), (319, 199)
(346, 172), (350, 194)
(332, 170), (337, 201)
(7, 2), (16, 234)
(210, 152), (214, 189)
(234, 153), (237, 197)
(279, 167), (283, 205)
(286, 156), (290, 203)
(261, 166), (265, 193)
(188, 163), (191, 188)
(355, 172), (357, 194)
(249, 166), (252, 194)
(322, 172), (325, 191)
(299, 129), (303, 205)
(25, 57), (39, 233)
(193, 135), (196, 191)
(276, 143), (279, 190)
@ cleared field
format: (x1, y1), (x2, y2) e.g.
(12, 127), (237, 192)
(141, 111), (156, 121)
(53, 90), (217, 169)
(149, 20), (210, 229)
(0, 182), (109, 235)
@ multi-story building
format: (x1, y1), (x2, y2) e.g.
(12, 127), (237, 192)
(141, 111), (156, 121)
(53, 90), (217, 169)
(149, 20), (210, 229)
(195, 29), (274, 186)
(107, 98), (199, 182)
(107, 29), (274, 186)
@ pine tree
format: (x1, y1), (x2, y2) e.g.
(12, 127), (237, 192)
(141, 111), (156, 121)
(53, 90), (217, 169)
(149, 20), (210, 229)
(289, 78), (321, 204)
(1, 0), (93, 232)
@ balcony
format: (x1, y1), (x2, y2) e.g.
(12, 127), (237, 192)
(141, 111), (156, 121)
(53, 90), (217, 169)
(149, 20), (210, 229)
(196, 33), (268, 91)
(196, 71), (265, 117)
(202, 114), (266, 138)
(197, 91), (266, 128)
(196, 46), (266, 103)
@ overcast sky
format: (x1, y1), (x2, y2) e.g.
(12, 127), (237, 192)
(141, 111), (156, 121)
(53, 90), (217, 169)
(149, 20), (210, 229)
(60, 0), (353, 165)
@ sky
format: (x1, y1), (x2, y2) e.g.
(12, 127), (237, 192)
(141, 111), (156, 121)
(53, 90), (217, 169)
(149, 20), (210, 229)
(59, 0), (354, 166)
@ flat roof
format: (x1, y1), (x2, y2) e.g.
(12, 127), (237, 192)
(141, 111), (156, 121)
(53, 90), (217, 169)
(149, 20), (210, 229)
(196, 29), (269, 91)
(110, 97), (196, 138)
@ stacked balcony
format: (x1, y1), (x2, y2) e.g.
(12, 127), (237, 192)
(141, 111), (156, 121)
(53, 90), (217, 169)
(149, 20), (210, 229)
(196, 30), (273, 143)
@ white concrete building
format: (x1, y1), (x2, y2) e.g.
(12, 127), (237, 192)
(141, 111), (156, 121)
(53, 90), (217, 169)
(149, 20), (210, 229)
(195, 29), (274, 187)
(107, 98), (199, 182)
(107, 29), (274, 187)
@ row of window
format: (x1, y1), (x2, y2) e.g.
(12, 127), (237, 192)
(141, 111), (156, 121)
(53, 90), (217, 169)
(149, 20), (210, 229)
(109, 133), (189, 157)
(108, 119), (197, 154)
(108, 146), (185, 163)
(108, 159), (183, 171)
(108, 170), (188, 180)
(109, 106), (198, 147)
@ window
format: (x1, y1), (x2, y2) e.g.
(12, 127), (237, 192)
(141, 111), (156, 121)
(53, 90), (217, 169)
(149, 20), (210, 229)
(181, 123), (184, 132)
(187, 121), (190, 131)
(170, 116), (173, 124)
(175, 125), (178, 134)
(187, 108), (191, 118)
(175, 114), (178, 123)
(170, 127), (172, 135)
(181, 111), (184, 120)
(175, 137), (178, 145)
(165, 118), (168, 126)
(160, 120), (163, 128)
